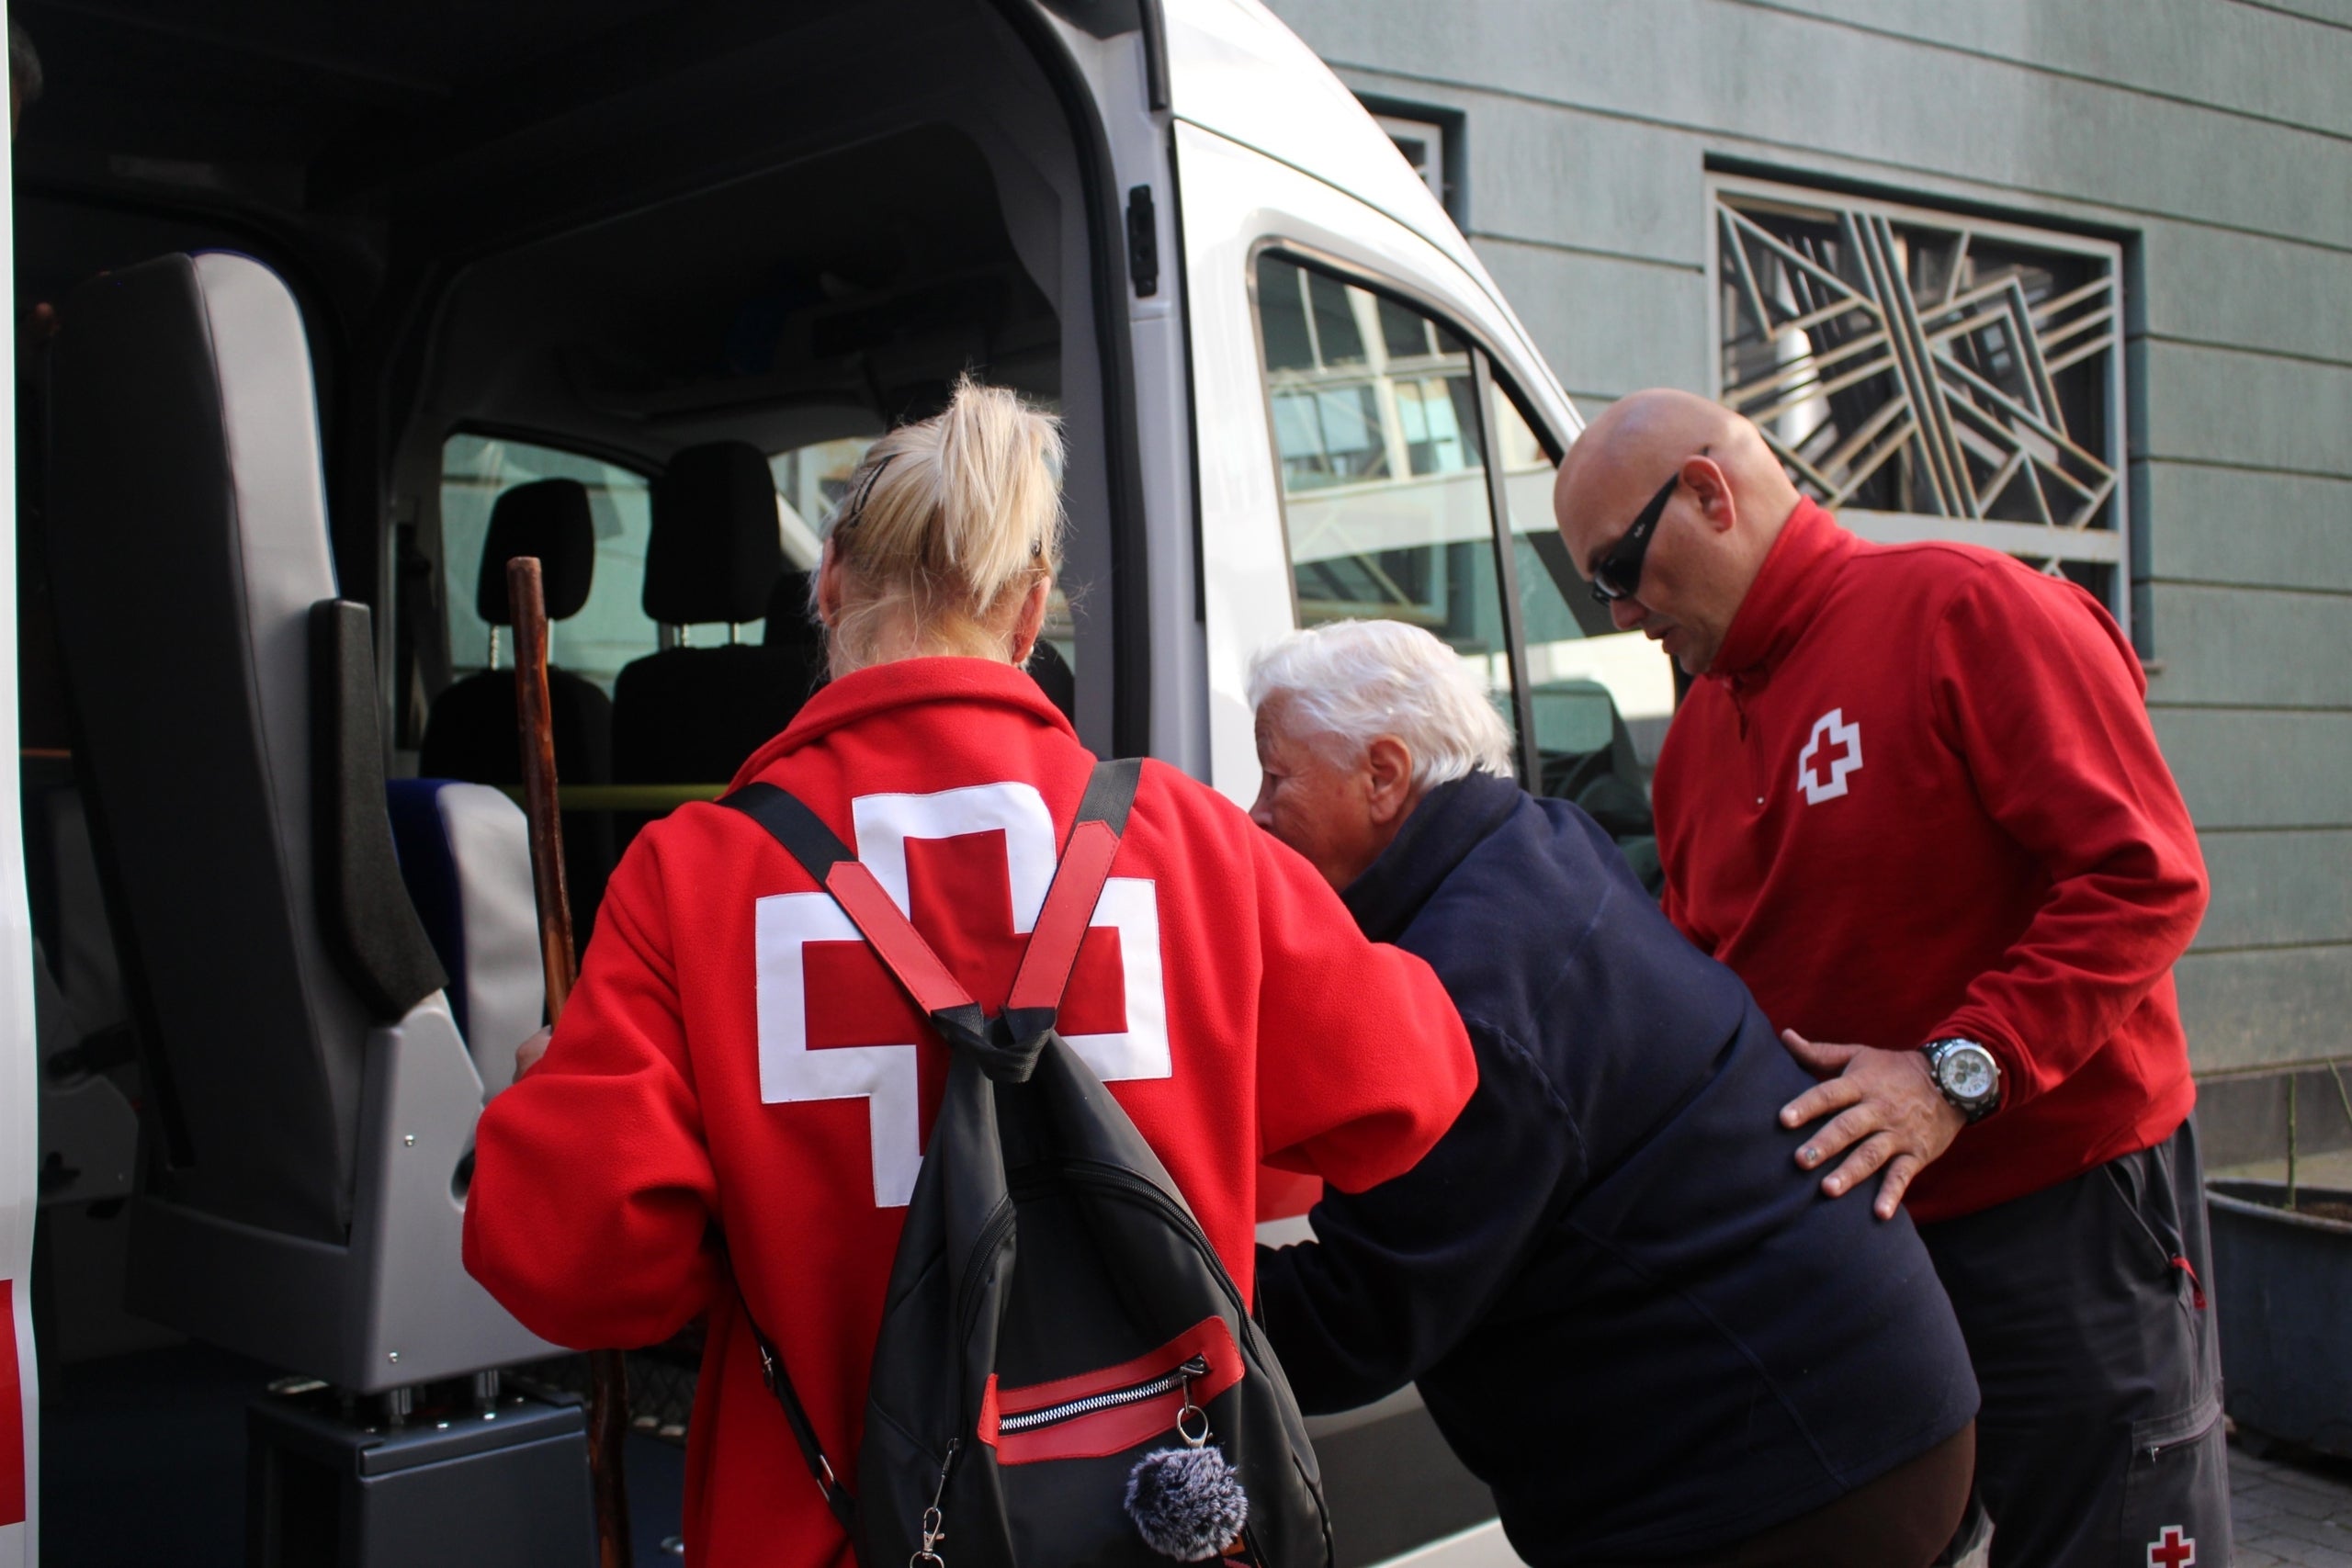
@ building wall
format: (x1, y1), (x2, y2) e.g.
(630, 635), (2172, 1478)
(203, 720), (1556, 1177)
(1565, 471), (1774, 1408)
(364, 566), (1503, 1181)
(1259, 0), (2352, 1152)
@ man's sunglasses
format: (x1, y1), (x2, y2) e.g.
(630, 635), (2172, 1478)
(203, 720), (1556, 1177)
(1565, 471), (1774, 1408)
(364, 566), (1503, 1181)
(1589, 447), (1707, 604)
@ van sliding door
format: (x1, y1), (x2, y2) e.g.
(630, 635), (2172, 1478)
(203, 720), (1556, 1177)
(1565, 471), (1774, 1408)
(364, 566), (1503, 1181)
(1176, 115), (1555, 1568)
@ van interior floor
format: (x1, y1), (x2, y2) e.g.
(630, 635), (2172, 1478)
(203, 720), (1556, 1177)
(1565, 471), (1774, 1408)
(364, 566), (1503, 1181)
(41, 1344), (689, 1564)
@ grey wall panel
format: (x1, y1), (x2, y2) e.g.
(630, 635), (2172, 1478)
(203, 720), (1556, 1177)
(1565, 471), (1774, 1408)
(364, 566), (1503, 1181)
(1746, 0), (2352, 139)
(2195, 829), (2352, 953)
(1474, 241), (1710, 403)
(2133, 340), (2352, 480)
(2176, 944), (2352, 1073)
(2141, 465), (2352, 594)
(2143, 583), (2352, 708)
(2154, 709), (2352, 829)
(1264, 0), (2352, 249)
(2247, 0), (2352, 29)
(2135, 219), (2352, 367)
(1330, 78), (1710, 267)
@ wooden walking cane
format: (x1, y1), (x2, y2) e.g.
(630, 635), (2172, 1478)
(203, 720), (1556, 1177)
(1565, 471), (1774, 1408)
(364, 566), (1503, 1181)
(508, 554), (635, 1568)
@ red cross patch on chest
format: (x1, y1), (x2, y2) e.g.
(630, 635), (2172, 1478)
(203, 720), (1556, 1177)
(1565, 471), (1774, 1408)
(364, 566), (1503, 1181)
(2146, 1526), (2195, 1568)
(754, 781), (1169, 1206)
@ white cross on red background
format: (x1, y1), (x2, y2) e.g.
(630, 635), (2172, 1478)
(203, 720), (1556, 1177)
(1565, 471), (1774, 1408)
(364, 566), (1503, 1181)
(754, 782), (1169, 1205)
(1797, 706), (1864, 805)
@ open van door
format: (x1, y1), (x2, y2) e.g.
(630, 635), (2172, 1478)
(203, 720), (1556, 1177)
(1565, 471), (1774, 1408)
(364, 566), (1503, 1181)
(1158, 4), (1632, 810)
(1151, 4), (1676, 1564)
(0, 79), (37, 1568)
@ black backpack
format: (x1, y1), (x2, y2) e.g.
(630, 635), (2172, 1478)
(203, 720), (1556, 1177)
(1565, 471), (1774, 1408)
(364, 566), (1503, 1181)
(721, 759), (1331, 1568)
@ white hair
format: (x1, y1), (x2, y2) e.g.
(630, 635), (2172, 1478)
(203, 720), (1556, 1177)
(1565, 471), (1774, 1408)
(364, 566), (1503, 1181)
(1247, 619), (1516, 792)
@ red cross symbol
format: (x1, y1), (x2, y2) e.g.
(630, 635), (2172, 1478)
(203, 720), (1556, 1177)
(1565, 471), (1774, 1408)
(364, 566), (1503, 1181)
(805, 825), (1133, 1055)
(2147, 1527), (2195, 1568)
(755, 782), (1170, 1205)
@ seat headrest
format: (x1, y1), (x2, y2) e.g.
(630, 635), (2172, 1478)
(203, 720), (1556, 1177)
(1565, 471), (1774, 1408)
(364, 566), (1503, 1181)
(478, 479), (595, 625)
(646, 441), (783, 626)
(763, 568), (821, 653)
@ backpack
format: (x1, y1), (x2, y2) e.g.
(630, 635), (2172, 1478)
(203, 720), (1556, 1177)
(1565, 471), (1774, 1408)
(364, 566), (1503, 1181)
(720, 759), (1331, 1568)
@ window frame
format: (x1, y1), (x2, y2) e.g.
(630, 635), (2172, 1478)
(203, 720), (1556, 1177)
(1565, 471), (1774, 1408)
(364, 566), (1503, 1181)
(1242, 240), (1577, 790)
(1705, 172), (2131, 635)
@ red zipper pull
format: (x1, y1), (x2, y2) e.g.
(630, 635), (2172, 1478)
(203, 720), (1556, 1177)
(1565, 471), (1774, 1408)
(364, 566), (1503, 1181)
(2168, 1255), (2206, 1310)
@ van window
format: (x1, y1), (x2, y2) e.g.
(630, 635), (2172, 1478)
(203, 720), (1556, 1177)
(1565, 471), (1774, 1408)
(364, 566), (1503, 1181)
(441, 434), (658, 694)
(1486, 387), (1674, 799)
(1253, 254), (1516, 730)
(442, 433), (889, 696)
(769, 435), (874, 568)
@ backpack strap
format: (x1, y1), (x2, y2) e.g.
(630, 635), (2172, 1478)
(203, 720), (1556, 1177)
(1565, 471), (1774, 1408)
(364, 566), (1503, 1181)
(722, 758), (1143, 1054)
(725, 781), (989, 1045)
(1001, 758), (1142, 1039)
(743, 1300), (860, 1536)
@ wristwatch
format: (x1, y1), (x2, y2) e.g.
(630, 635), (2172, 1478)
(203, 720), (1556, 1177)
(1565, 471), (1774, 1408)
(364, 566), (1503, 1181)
(1921, 1037), (2002, 1122)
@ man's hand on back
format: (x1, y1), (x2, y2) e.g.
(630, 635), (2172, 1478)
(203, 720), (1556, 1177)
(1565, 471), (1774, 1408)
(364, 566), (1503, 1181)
(1777, 1032), (1967, 1220)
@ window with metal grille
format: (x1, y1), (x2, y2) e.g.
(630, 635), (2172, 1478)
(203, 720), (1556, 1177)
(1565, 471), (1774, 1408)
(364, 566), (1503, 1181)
(1710, 176), (2127, 629)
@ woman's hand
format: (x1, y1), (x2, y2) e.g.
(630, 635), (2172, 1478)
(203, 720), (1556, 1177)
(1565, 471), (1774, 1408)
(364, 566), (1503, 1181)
(514, 1025), (554, 1082)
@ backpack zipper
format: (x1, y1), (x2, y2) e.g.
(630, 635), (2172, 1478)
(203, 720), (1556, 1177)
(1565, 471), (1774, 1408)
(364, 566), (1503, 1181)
(998, 1356), (1210, 1435)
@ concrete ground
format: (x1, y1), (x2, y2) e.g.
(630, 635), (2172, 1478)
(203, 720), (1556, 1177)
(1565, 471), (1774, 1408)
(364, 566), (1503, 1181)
(2231, 1436), (2352, 1568)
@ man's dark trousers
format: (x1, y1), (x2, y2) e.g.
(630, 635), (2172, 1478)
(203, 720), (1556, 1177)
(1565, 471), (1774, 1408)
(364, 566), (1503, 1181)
(1919, 1120), (2230, 1568)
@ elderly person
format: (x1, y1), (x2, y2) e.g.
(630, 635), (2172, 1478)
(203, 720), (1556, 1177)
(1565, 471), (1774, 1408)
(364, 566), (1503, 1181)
(1249, 619), (1977, 1568)
(465, 384), (1477, 1568)
(1554, 390), (2220, 1568)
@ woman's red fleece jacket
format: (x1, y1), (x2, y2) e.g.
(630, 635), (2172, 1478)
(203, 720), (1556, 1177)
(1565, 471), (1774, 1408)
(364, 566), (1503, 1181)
(1653, 501), (2209, 1224)
(461, 657), (1476, 1568)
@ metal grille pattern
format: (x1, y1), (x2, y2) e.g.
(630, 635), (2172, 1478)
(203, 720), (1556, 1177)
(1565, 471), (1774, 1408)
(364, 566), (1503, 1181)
(1710, 178), (2127, 615)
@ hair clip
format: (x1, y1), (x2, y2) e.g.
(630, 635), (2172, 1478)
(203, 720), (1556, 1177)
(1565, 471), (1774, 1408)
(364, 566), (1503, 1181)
(834, 451), (896, 535)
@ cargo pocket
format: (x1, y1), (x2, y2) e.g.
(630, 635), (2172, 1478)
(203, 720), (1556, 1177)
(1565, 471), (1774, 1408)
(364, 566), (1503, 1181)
(2116, 1392), (2229, 1568)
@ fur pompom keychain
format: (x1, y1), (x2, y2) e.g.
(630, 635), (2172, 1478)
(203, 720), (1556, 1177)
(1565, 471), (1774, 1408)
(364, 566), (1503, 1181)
(1125, 1382), (1248, 1561)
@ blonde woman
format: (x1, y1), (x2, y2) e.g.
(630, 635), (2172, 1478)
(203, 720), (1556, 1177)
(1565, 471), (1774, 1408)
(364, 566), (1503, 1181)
(464, 380), (1476, 1568)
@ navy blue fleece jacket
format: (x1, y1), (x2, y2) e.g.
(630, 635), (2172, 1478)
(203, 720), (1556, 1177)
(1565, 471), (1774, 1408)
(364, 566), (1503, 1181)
(1254, 772), (1977, 1563)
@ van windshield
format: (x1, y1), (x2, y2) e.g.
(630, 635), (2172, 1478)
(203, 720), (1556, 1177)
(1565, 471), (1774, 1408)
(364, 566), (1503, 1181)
(441, 433), (876, 696)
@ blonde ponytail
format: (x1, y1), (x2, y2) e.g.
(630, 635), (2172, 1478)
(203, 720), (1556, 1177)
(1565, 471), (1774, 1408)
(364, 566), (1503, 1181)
(819, 378), (1065, 676)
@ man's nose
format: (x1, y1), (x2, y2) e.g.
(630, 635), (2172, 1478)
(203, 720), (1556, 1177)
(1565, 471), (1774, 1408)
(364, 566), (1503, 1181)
(1611, 597), (1646, 632)
(1249, 785), (1275, 830)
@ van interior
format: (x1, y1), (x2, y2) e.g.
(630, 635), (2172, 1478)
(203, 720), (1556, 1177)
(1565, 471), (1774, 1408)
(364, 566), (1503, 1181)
(16, 2), (1131, 1561)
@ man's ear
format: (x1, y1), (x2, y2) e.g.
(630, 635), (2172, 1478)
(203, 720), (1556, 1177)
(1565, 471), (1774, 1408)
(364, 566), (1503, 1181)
(1364, 735), (1415, 826)
(1687, 453), (1739, 536)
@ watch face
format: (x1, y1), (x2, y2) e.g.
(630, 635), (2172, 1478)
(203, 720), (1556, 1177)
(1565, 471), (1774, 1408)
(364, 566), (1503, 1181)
(1940, 1045), (1997, 1103)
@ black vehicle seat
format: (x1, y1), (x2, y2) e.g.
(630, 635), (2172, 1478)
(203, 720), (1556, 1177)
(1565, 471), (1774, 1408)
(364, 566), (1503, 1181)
(612, 441), (805, 802)
(763, 564), (827, 705)
(418, 479), (615, 938)
(46, 250), (548, 1386)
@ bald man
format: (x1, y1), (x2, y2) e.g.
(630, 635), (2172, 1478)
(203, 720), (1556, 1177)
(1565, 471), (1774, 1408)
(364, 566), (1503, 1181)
(1555, 391), (2224, 1568)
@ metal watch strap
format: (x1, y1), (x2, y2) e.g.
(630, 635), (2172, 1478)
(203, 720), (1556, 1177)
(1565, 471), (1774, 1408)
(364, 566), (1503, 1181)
(1924, 1037), (1999, 1122)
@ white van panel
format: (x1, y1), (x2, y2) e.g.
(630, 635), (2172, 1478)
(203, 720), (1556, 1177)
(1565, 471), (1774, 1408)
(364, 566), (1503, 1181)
(1159, 0), (1574, 441)
(1176, 119), (1577, 805)
(1160, 0), (1475, 282)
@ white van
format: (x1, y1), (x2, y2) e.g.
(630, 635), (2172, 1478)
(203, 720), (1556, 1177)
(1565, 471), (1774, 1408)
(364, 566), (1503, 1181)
(3, 2), (1670, 1563)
